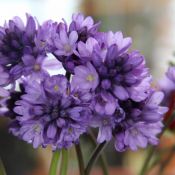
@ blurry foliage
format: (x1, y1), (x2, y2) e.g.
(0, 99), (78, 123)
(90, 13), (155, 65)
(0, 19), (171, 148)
(0, 119), (38, 175)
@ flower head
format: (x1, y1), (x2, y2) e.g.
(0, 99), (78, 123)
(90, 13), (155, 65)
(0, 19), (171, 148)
(73, 45), (149, 101)
(0, 14), (46, 83)
(91, 91), (168, 151)
(159, 66), (175, 108)
(69, 13), (100, 42)
(35, 20), (58, 52)
(54, 29), (78, 56)
(9, 75), (91, 149)
(45, 13), (101, 73)
(72, 62), (99, 91)
(0, 13), (168, 153)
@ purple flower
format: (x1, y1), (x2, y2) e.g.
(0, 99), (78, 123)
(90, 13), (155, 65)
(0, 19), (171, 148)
(0, 87), (9, 99)
(76, 37), (98, 59)
(69, 13), (100, 42)
(18, 120), (45, 148)
(44, 13), (101, 73)
(159, 66), (175, 105)
(166, 66), (175, 82)
(22, 55), (48, 80)
(0, 14), (46, 83)
(35, 20), (58, 52)
(0, 66), (9, 86)
(70, 87), (93, 105)
(91, 90), (168, 151)
(9, 75), (91, 149)
(54, 29), (78, 56)
(71, 13), (96, 30)
(72, 62), (99, 91)
(106, 49), (149, 101)
(94, 115), (114, 143)
(73, 44), (149, 101)
(0, 12), (168, 154)
(105, 31), (132, 54)
(93, 91), (117, 115)
(128, 76), (152, 102)
(141, 91), (168, 122)
(118, 121), (163, 151)
(43, 74), (68, 96)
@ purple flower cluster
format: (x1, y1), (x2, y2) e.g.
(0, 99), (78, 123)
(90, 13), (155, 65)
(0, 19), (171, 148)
(0, 14), (50, 84)
(0, 13), (168, 151)
(159, 66), (175, 104)
(10, 75), (91, 149)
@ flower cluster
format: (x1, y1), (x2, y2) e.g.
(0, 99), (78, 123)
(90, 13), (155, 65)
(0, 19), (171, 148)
(159, 66), (175, 104)
(0, 13), (168, 151)
(9, 75), (91, 149)
(159, 66), (175, 129)
(0, 14), (51, 85)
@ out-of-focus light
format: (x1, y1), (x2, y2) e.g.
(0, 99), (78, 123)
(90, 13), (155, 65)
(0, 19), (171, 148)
(0, 0), (80, 24)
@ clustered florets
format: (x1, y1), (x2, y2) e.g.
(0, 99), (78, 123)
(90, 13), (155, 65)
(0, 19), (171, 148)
(0, 13), (168, 151)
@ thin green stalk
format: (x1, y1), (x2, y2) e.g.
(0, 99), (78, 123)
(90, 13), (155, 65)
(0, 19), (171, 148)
(49, 150), (61, 175)
(0, 158), (6, 175)
(100, 155), (108, 175)
(60, 149), (69, 175)
(85, 141), (107, 175)
(139, 147), (155, 175)
(75, 144), (85, 175)
(88, 132), (108, 175)
(139, 112), (175, 175)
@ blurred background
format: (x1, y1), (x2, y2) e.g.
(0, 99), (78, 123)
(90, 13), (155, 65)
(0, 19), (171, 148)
(0, 0), (175, 175)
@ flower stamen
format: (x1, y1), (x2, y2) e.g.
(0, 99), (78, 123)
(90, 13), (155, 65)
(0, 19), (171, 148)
(86, 74), (94, 81)
(54, 85), (59, 91)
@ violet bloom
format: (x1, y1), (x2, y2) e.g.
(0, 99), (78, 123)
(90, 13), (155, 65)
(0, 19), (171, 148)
(70, 87), (93, 105)
(75, 30), (132, 62)
(35, 20), (58, 52)
(93, 91), (118, 116)
(48, 13), (101, 73)
(159, 66), (175, 105)
(102, 48), (149, 101)
(43, 75), (68, 96)
(72, 62), (99, 91)
(76, 37), (98, 59)
(0, 66), (9, 86)
(17, 119), (45, 149)
(9, 75), (91, 149)
(166, 66), (175, 82)
(116, 121), (163, 151)
(22, 55), (48, 80)
(74, 43), (149, 101)
(54, 29), (78, 56)
(0, 14), (46, 83)
(105, 31), (132, 54)
(69, 13), (100, 42)
(91, 91), (168, 151)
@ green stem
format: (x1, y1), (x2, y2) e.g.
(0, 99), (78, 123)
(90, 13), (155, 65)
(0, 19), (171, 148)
(88, 132), (108, 175)
(75, 144), (85, 175)
(139, 147), (155, 175)
(60, 149), (69, 175)
(49, 150), (61, 175)
(139, 113), (175, 175)
(0, 158), (6, 175)
(85, 142), (107, 175)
